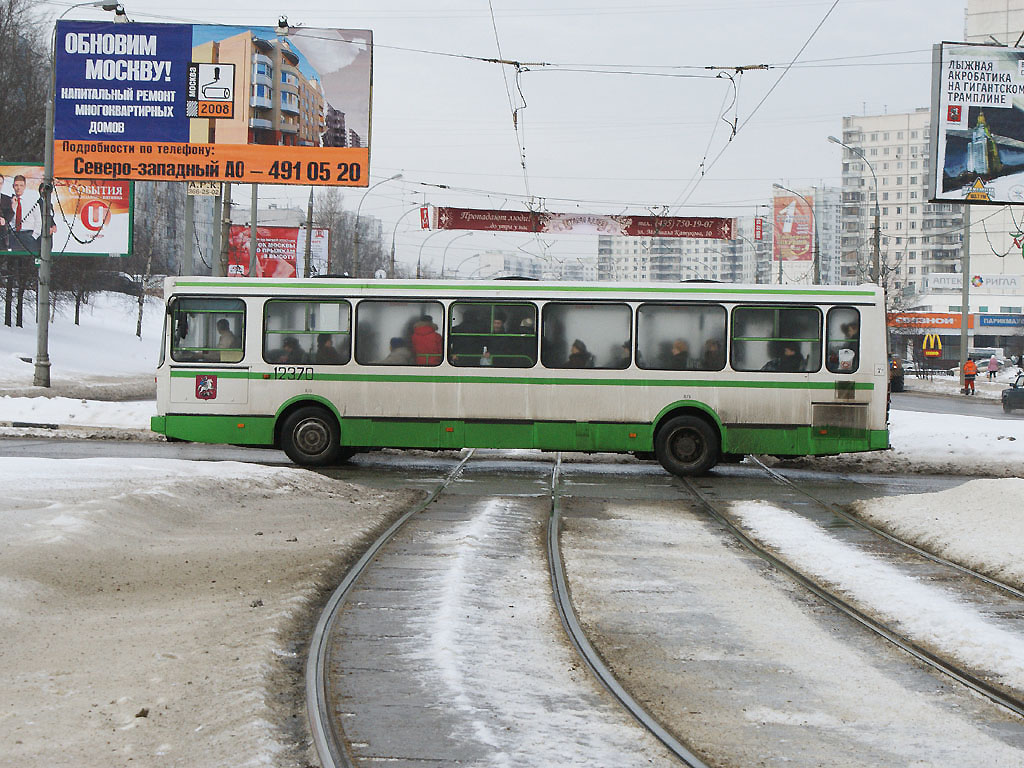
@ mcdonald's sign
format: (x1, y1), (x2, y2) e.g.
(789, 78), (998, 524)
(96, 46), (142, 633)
(922, 333), (942, 358)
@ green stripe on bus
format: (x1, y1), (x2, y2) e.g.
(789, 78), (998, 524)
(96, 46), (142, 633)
(168, 369), (875, 390)
(152, 412), (887, 458)
(171, 280), (877, 297)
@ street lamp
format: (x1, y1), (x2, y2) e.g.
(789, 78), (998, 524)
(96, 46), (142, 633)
(352, 172), (402, 277)
(416, 230), (446, 278)
(773, 183), (820, 285)
(829, 135), (880, 285)
(389, 204), (423, 278)
(440, 232), (473, 278)
(36, 1), (124, 388)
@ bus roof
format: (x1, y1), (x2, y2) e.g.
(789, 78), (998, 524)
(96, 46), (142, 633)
(165, 276), (883, 302)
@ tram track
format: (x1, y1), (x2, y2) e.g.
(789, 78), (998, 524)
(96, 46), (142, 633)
(677, 468), (1024, 720)
(747, 456), (1024, 601)
(306, 451), (708, 768)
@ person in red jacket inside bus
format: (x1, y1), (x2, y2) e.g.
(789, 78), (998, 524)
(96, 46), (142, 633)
(963, 357), (979, 395)
(411, 315), (443, 365)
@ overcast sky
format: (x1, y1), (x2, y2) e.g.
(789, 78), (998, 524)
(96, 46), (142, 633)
(47, 0), (970, 273)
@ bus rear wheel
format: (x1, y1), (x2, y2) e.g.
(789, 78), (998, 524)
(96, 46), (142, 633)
(655, 415), (719, 477)
(281, 406), (341, 466)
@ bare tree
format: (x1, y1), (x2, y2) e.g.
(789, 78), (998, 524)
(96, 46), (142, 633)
(0, 0), (49, 327)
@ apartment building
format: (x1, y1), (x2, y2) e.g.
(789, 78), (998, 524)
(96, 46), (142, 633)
(836, 109), (961, 299)
(191, 31), (325, 147)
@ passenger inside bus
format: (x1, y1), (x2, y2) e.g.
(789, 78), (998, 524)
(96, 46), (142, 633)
(210, 318), (242, 363)
(701, 338), (725, 370)
(411, 315), (443, 365)
(661, 339), (691, 369)
(378, 336), (414, 365)
(565, 339), (595, 368)
(315, 333), (344, 364)
(271, 336), (306, 364)
(761, 340), (806, 372)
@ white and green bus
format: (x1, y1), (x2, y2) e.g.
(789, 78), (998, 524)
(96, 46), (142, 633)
(151, 277), (890, 476)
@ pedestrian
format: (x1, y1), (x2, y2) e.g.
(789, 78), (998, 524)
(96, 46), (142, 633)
(987, 354), (999, 381)
(963, 357), (978, 395)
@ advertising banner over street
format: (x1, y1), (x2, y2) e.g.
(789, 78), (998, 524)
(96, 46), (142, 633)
(227, 224), (328, 277)
(53, 21), (372, 186)
(929, 42), (1024, 204)
(772, 192), (813, 262)
(431, 207), (735, 240)
(1, 162), (131, 257)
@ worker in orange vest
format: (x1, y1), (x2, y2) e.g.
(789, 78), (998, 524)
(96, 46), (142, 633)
(963, 358), (979, 395)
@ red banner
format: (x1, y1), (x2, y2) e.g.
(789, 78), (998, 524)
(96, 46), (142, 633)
(772, 193), (813, 262)
(432, 207), (734, 240)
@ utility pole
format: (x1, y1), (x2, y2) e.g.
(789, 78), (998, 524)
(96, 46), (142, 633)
(216, 183), (232, 277)
(182, 192), (194, 276)
(249, 183), (258, 277)
(959, 204), (971, 392)
(304, 187), (313, 277)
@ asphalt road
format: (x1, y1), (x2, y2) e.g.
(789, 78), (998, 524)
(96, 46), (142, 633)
(891, 390), (1024, 420)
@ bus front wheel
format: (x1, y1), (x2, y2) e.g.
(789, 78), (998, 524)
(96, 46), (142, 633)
(655, 415), (719, 477)
(280, 406), (341, 466)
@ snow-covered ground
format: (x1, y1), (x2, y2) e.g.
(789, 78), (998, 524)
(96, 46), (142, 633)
(2, 294), (1024, 766)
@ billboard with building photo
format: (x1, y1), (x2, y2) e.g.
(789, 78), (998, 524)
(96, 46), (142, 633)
(1, 162), (131, 257)
(53, 21), (372, 186)
(771, 192), (814, 262)
(930, 42), (1024, 205)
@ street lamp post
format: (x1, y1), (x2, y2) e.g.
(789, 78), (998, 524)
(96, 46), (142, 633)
(416, 230), (446, 278)
(440, 232), (473, 278)
(772, 183), (820, 285)
(352, 172), (402, 277)
(389, 204), (422, 278)
(36, 1), (124, 387)
(829, 135), (880, 285)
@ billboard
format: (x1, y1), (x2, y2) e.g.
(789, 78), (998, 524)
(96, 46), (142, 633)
(53, 21), (372, 186)
(1, 162), (131, 257)
(431, 207), (735, 240)
(772, 192), (813, 261)
(227, 225), (329, 277)
(930, 42), (1024, 205)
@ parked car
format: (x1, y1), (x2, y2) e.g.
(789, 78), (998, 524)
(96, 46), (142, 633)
(889, 354), (904, 392)
(1002, 373), (1024, 413)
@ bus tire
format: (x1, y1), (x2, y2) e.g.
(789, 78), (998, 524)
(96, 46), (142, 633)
(655, 415), (719, 477)
(280, 406), (341, 466)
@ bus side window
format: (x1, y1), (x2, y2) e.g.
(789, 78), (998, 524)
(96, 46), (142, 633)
(731, 306), (822, 373)
(636, 303), (727, 371)
(355, 299), (443, 366)
(826, 307), (860, 373)
(264, 299), (352, 365)
(541, 302), (632, 369)
(450, 301), (537, 368)
(170, 297), (245, 363)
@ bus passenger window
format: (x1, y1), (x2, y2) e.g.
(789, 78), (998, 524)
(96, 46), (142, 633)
(731, 306), (822, 373)
(450, 302), (537, 368)
(637, 304), (726, 371)
(355, 300), (443, 366)
(264, 300), (351, 365)
(826, 307), (860, 373)
(170, 298), (245, 363)
(541, 303), (631, 369)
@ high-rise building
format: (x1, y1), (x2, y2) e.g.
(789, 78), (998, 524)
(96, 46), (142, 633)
(836, 109), (960, 301)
